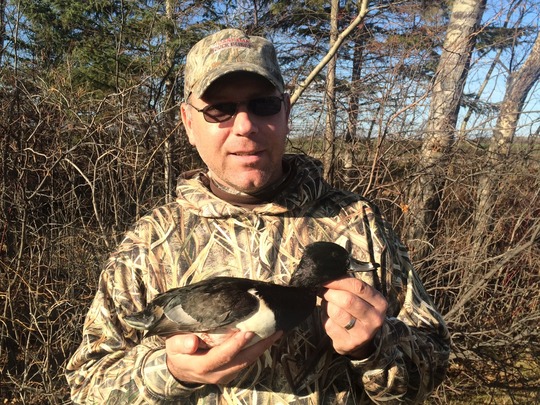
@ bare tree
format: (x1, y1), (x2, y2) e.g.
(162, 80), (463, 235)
(405, 0), (487, 262)
(341, 27), (366, 187)
(0, 0), (5, 66)
(322, 0), (339, 182)
(474, 32), (540, 239)
(289, 0), (369, 105)
(163, 0), (177, 203)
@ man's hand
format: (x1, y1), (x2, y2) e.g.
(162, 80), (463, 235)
(321, 278), (387, 359)
(165, 331), (282, 385)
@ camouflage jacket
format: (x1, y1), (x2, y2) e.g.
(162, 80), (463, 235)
(66, 154), (450, 404)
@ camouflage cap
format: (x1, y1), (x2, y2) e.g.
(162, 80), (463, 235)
(184, 28), (285, 100)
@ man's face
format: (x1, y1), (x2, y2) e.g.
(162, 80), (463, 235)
(181, 72), (290, 194)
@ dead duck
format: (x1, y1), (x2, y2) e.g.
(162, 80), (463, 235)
(123, 241), (376, 347)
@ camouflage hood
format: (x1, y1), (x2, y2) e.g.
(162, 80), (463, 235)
(175, 154), (330, 218)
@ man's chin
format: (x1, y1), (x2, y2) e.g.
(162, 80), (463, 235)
(223, 172), (270, 193)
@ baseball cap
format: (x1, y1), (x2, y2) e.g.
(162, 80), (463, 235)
(183, 28), (285, 100)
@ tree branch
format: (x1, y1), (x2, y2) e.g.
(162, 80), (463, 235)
(289, 0), (370, 105)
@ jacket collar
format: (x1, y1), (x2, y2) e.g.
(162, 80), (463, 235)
(175, 154), (329, 218)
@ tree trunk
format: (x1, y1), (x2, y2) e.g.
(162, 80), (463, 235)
(345, 31), (364, 143)
(405, 0), (486, 262)
(164, 0), (176, 203)
(474, 32), (540, 239)
(322, 0), (338, 182)
(0, 0), (5, 66)
(457, 0), (526, 140)
(289, 0), (369, 106)
(343, 30), (365, 186)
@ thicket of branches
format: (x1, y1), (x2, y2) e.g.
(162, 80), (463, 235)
(1, 1), (539, 403)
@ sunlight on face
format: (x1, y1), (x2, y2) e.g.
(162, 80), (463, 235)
(182, 73), (290, 193)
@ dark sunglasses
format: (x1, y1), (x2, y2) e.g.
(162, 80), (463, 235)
(186, 95), (285, 123)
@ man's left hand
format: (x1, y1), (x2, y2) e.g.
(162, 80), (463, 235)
(321, 277), (388, 359)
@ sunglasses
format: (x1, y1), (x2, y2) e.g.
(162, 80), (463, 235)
(186, 95), (285, 123)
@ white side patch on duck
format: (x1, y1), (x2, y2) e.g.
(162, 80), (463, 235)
(235, 288), (277, 339)
(196, 289), (277, 348)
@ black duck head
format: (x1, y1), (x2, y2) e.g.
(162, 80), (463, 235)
(289, 241), (376, 289)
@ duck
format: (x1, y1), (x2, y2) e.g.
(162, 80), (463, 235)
(123, 241), (376, 347)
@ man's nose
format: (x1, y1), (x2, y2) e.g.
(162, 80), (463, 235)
(231, 105), (258, 136)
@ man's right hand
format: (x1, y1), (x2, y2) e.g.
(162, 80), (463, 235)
(165, 331), (282, 385)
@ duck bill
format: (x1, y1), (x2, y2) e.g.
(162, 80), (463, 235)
(348, 257), (377, 273)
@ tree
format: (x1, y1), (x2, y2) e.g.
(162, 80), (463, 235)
(405, 0), (487, 263)
(322, 0), (338, 181)
(0, 0), (5, 66)
(474, 31), (540, 242)
(163, 0), (177, 202)
(289, 0), (369, 105)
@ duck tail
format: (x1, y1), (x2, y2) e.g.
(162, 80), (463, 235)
(123, 307), (159, 330)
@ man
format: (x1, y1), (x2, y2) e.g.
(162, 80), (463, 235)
(66, 28), (450, 404)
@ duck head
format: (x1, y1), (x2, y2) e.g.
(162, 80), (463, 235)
(289, 241), (376, 289)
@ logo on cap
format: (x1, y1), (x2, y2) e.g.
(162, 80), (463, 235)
(211, 38), (253, 53)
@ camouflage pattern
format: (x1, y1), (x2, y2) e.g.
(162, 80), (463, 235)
(184, 28), (285, 100)
(66, 154), (450, 404)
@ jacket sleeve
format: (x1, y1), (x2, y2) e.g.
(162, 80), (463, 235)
(65, 216), (204, 404)
(348, 206), (451, 403)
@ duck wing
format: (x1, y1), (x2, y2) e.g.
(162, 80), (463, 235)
(125, 277), (262, 337)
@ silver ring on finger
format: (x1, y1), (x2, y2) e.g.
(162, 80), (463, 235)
(344, 317), (356, 330)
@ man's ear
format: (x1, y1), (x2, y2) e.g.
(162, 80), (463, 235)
(283, 93), (292, 121)
(180, 103), (196, 146)
(283, 93), (292, 135)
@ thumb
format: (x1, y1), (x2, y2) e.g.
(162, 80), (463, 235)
(166, 333), (200, 355)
